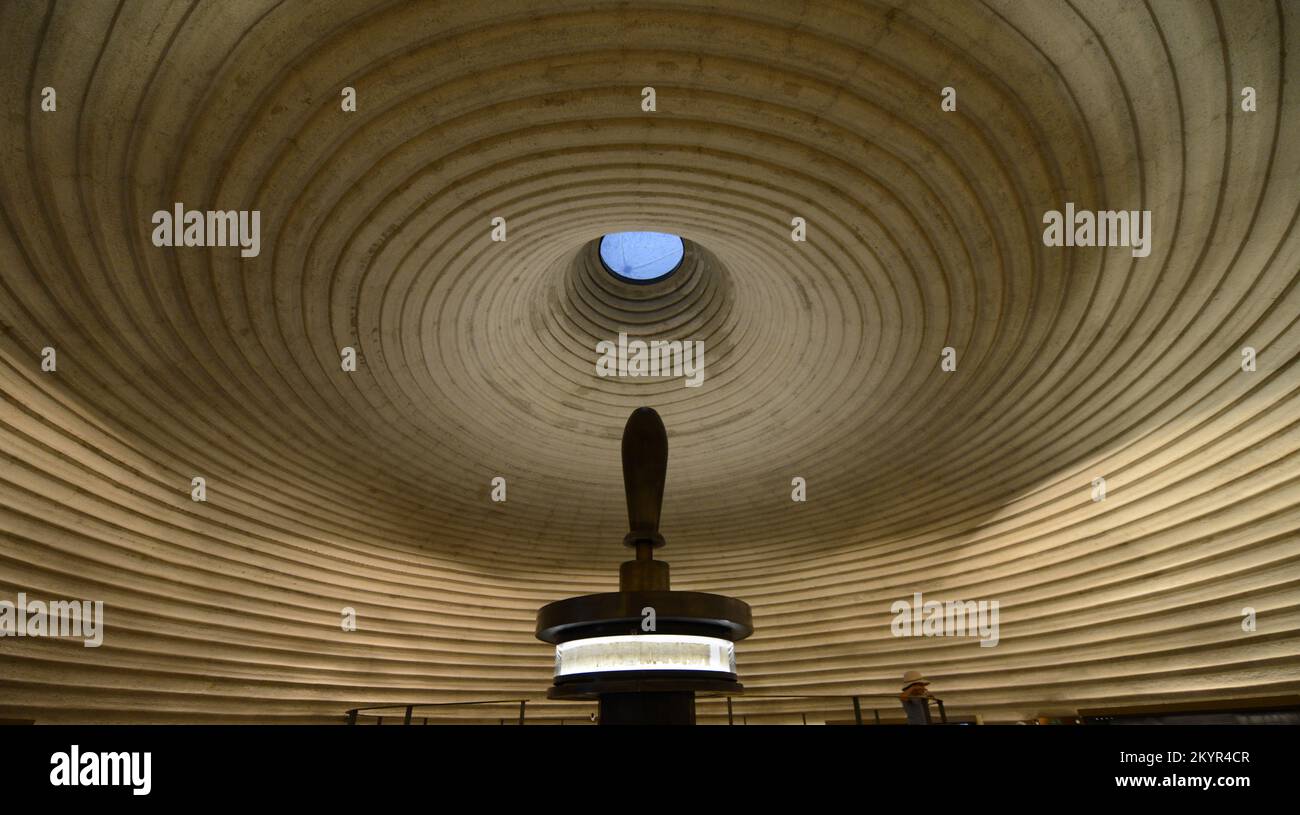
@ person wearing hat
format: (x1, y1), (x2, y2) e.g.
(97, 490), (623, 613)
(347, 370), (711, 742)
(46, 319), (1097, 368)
(899, 670), (934, 724)
(901, 670), (930, 697)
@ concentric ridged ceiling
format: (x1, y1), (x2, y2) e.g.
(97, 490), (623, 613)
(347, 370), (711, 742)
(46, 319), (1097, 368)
(1, 0), (1298, 722)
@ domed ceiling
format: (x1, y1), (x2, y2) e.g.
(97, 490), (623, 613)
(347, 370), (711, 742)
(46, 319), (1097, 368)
(1, 0), (1297, 722)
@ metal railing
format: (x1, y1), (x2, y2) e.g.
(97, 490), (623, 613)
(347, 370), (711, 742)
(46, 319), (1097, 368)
(706, 693), (947, 725)
(345, 693), (947, 725)
(346, 699), (531, 726)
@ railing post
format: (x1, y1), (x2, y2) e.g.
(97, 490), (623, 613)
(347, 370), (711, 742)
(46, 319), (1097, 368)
(727, 696), (734, 725)
(937, 699), (947, 724)
(403, 705), (413, 725)
(873, 708), (881, 725)
(346, 709), (357, 726)
(852, 695), (863, 725)
(518, 700), (526, 725)
(376, 716), (383, 726)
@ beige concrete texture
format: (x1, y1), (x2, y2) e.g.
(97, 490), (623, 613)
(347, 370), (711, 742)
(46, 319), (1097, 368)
(0, 0), (1297, 723)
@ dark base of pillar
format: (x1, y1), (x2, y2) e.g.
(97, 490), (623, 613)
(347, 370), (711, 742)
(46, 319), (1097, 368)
(598, 691), (696, 725)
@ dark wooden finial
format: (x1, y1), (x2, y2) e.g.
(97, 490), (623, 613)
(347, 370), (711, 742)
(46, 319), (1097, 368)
(622, 407), (668, 549)
(619, 407), (670, 589)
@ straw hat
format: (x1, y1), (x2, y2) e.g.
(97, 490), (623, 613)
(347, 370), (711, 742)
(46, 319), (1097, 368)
(902, 670), (930, 690)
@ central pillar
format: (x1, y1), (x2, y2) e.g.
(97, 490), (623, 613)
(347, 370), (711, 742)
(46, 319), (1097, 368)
(535, 407), (754, 725)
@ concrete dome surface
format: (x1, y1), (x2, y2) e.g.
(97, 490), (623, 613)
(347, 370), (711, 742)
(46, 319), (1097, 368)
(0, 0), (1297, 722)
